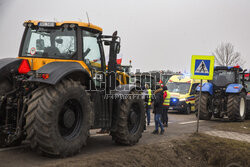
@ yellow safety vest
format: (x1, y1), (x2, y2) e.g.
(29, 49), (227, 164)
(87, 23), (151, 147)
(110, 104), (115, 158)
(163, 90), (170, 106)
(147, 89), (152, 106)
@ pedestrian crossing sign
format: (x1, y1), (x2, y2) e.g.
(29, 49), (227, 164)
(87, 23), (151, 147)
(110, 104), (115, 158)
(191, 55), (214, 80)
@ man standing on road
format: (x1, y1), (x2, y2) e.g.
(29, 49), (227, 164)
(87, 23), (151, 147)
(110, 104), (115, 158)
(162, 86), (170, 127)
(145, 84), (152, 126)
(152, 85), (165, 135)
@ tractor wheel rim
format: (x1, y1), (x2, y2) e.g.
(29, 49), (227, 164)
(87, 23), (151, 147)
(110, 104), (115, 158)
(63, 109), (76, 128)
(128, 103), (141, 134)
(58, 99), (83, 140)
(240, 98), (245, 117)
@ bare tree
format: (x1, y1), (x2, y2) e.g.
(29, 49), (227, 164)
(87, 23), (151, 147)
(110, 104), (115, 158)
(212, 42), (245, 67)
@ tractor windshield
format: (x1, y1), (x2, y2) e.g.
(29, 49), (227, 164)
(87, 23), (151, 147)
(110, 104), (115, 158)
(21, 27), (77, 59)
(210, 70), (236, 87)
(167, 82), (191, 94)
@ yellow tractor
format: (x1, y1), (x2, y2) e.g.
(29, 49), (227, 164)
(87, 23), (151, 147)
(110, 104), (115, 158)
(0, 20), (145, 157)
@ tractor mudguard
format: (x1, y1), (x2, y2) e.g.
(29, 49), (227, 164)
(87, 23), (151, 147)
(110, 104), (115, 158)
(226, 84), (243, 93)
(196, 82), (213, 95)
(0, 58), (22, 79)
(28, 61), (92, 85)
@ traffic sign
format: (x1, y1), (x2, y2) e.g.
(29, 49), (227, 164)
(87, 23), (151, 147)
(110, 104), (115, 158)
(191, 55), (214, 80)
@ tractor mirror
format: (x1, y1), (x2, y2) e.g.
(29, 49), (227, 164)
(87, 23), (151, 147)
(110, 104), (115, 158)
(85, 59), (90, 65)
(36, 39), (45, 50)
(55, 38), (63, 44)
(115, 43), (120, 54)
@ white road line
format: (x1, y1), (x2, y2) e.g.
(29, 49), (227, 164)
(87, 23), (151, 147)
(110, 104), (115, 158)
(0, 144), (29, 152)
(148, 122), (173, 127)
(179, 120), (203, 125)
(91, 133), (109, 137)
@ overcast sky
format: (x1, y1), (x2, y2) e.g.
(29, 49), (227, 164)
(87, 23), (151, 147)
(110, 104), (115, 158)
(0, 0), (249, 72)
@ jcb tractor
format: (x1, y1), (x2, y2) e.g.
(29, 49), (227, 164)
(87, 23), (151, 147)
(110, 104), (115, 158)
(0, 20), (145, 157)
(196, 66), (247, 121)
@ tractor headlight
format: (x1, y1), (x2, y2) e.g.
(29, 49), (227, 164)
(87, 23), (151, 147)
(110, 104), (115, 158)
(38, 22), (55, 27)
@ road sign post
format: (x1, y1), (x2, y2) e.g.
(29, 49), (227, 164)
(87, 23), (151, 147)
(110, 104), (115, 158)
(191, 55), (214, 133)
(197, 79), (202, 133)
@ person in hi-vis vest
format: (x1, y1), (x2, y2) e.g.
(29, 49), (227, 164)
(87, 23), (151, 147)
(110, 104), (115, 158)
(162, 86), (170, 127)
(145, 84), (152, 126)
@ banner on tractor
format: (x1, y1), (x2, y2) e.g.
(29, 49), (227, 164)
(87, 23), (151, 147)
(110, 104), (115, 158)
(191, 55), (214, 80)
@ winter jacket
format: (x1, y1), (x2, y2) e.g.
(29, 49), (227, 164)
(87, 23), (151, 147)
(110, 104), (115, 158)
(153, 88), (164, 114)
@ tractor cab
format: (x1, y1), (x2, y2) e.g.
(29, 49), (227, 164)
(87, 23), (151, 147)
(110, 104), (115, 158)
(20, 21), (105, 72)
(18, 20), (124, 90)
(209, 66), (243, 88)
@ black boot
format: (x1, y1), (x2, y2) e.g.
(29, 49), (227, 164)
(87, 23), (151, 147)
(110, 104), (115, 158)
(160, 129), (165, 135)
(152, 130), (159, 134)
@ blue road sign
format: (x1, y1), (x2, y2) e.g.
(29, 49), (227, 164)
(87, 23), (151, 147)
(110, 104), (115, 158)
(191, 55), (214, 80)
(194, 59), (210, 76)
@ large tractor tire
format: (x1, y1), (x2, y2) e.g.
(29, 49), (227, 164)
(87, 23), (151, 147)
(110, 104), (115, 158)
(111, 92), (145, 145)
(25, 79), (92, 157)
(227, 93), (246, 121)
(195, 93), (212, 120)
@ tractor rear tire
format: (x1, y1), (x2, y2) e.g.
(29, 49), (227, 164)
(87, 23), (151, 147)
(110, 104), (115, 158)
(195, 93), (212, 120)
(25, 79), (92, 157)
(227, 93), (246, 121)
(111, 92), (145, 145)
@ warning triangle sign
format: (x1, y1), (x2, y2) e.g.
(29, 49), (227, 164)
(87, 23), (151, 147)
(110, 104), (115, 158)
(195, 60), (209, 74)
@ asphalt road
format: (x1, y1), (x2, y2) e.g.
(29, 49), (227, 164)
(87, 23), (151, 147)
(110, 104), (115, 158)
(0, 111), (221, 167)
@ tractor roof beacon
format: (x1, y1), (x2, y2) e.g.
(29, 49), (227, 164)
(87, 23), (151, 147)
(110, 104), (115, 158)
(196, 66), (248, 121)
(0, 20), (145, 157)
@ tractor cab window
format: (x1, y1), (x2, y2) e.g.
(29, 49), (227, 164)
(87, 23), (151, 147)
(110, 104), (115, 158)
(210, 70), (236, 87)
(21, 27), (77, 59)
(82, 31), (102, 71)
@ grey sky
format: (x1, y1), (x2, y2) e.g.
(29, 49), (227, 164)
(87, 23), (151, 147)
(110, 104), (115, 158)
(0, 0), (249, 72)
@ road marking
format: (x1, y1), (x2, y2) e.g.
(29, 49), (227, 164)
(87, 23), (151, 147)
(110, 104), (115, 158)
(0, 144), (29, 152)
(204, 130), (250, 143)
(91, 133), (109, 137)
(179, 120), (203, 125)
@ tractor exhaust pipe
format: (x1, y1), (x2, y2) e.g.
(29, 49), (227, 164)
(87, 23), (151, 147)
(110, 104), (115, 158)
(107, 31), (120, 92)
